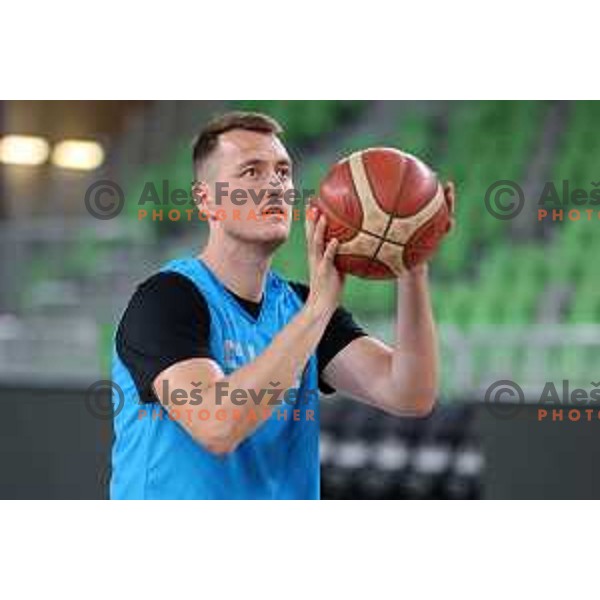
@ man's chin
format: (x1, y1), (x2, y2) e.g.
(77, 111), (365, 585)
(260, 229), (289, 250)
(232, 227), (290, 250)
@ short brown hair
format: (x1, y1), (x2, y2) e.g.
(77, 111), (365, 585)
(192, 111), (283, 176)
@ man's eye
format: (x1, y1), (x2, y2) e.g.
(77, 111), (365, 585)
(242, 168), (256, 177)
(278, 168), (290, 179)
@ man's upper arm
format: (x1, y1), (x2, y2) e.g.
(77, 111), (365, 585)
(321, 335), (393, 408)
(115, 272), (219, 402)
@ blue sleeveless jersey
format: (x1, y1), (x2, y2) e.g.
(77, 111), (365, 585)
(110, 257), (320, 499)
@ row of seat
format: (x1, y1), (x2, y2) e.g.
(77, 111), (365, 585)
(21, 102), (368, 311)
(291, 101), (598, 329)
(320, 400), (481, 500)
(124, 101), (367, 221)
(276, 102), (552, 323)
(547, 101), (600, 322)
(21, 102), (599, 386)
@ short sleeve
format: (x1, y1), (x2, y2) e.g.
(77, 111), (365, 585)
(115, 272), (215, 402)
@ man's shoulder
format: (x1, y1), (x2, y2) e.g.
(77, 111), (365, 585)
(132, 271), (203, 303)
(122, 271), (209, 324)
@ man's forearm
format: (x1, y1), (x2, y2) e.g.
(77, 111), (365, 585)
(204, 301), (334, 448)
(391, 265), (439, 412)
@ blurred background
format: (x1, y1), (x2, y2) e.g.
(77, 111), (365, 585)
(0, 100), (599, 499)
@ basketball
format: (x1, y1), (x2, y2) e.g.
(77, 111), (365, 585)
(313, 147), (451, 279)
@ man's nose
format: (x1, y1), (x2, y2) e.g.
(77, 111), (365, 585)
(268, 172), (284, 188)
(267, 173), (287, 196)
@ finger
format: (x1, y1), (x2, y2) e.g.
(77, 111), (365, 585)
(307, 197), (321, 221)
(305, 203), (318, 252)
(443, 181), (456, 233)
(308, 196), (320, 213)
(322, 238), (339, 264)
(444, 181), (456, 215)
(313, 214), (327, 258)
(444, 181), (455, 212)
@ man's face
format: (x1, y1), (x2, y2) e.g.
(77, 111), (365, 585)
(201, 129), (295, 248)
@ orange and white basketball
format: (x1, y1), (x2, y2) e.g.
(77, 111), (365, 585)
(312, 147), (451, 279)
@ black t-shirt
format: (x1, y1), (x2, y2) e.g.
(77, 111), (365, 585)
(115, 272), (367, 401)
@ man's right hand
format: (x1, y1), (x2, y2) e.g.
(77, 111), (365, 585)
(305, 204), (345, 318)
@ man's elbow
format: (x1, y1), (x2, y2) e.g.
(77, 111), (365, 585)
(381, 388), (437, 419)
(408, 395), (436, 418)
(192, 423), (240, 456)
(404, 381), (438, 418)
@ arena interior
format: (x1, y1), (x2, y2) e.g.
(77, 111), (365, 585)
(1, 100), (599, 499)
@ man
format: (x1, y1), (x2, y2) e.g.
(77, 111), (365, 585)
(110, 111), (455, 499)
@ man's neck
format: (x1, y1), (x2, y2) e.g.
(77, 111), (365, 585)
(198, 238), (272, 303)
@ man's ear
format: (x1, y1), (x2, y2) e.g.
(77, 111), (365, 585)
(192, 180), (212, 219)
